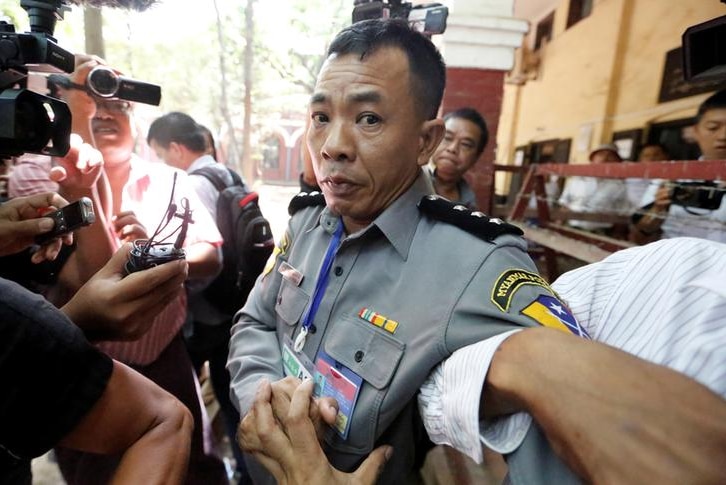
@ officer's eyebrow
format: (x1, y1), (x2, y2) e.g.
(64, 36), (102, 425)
(348, 90), (381, 105)
(310, 92), (328, 105)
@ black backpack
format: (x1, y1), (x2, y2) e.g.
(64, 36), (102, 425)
(190, 166), (275, 316)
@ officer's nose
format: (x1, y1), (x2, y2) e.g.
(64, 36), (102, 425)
(321, 121), (354, 163)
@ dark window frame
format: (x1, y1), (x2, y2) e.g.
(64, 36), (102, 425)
(566, 0), (593, 29)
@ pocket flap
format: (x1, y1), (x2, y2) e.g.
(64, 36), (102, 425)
(324, 313), (405, 389)
(275, 278), (309, 326)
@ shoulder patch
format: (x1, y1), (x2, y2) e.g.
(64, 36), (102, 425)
(417, 195), (523, 241)
(288, 191), (326, 216)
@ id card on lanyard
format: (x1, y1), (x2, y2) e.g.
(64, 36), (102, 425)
(287, 218), (364, 440)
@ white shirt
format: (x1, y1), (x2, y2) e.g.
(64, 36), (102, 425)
(558, 176), (632, 230)
(640, 180), (726, 243)
(418, 237), (726, 463)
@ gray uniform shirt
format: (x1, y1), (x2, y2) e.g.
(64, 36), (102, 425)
(228, 171), (567, 483)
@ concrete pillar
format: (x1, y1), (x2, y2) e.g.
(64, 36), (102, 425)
(439, 0), (527, 212)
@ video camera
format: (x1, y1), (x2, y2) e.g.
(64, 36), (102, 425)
(0, 0), (74, 158)
(352, 0), (448, 36)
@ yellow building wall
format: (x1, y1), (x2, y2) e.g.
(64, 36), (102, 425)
(496, 0), (725, 179)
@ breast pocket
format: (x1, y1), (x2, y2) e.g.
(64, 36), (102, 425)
(322, 313), (406, 454)
(275, 277), (310, 326)
(325, 313), (405, 389)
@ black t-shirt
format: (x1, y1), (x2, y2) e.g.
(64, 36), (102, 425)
(0, 277), (113, 462)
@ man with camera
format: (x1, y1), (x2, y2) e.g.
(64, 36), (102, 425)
(632, 89), (726, 244)
(0, 192), (193, 484)
(9, 56), (229, 484)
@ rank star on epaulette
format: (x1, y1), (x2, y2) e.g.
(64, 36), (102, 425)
(417, 195), (523, 241)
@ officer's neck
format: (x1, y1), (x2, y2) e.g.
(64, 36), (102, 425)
(341, 215), (373, 236)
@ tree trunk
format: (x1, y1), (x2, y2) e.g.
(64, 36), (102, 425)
(212, 0), (242, 175)
(242, 0), (255, 184)
(83, 6), (105, 58)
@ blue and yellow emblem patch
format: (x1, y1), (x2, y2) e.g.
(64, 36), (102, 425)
(521, 294), (590, 339)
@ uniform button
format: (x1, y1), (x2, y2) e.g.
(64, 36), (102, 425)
(354, 350), (364, 362)
(334, 266), (343, 276)
(309, 325), (317, 334)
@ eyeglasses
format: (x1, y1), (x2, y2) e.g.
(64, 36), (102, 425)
(94, 98), (132, 114)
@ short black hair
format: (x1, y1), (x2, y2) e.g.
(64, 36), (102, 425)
(147, 112), (206, 153)
(696, 89), (726, 123)
(444, 107), (489, 155)
(327, 19), (446, 120)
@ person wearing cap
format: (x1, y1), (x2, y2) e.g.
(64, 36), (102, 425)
(557, 143), (632, 235)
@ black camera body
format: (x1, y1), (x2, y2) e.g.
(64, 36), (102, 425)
(671, 181), (725, 211)
(0, 0), (75, 158)
(35, 196), (95, 245)
(352, 0), (448, 36)
(125, 240), (185, 274)
(86, 66), (161, 105)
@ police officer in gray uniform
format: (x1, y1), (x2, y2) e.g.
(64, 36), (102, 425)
(229, 19), (726, 485)
(228, 18), (579, 484)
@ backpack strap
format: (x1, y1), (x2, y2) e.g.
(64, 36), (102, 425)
(417, 194), (523, 241)
(190, 166), (227, 192)
(190, 166), (245, 191)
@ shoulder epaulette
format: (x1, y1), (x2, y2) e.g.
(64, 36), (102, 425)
(288, 191), (326, 216)
(417, 195), (523, 241)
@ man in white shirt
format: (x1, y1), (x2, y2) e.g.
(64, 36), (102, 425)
(632, 89), (726, 244)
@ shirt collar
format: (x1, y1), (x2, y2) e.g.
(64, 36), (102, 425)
(187, 154), (217, 173)
(319, 169), (433, 260)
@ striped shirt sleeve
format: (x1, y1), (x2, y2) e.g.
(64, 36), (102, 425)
(418, 330), (530, 463)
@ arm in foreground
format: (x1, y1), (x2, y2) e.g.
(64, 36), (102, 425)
(59, 360), (192, 485)
(483, 327), (726, 484)
(239, 378), (390, 485)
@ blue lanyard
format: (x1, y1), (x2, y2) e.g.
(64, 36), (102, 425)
(293, 218), (344, 352)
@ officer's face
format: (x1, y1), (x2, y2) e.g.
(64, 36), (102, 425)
(307, 47), (443, 233)
(693, 107), (726, 160)
(432, 117), (482, 184)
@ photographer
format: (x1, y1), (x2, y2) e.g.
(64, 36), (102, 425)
(0, 193), (192, 484)
(9, 55), (229, 484)
(632, 89), (726, 244)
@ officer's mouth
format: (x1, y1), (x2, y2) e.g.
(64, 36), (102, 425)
(320, 174), (358, 196)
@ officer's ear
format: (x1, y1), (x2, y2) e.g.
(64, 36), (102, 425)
(416, 118), (444, 167)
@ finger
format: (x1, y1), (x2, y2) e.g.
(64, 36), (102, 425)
(11, 217), (55, 240)
(77, 143), (99, 173)
(14, 192), (69, 215)
(32, 239), (63, 263)
(120, 279), (185, 330)
(286, 380), (318, 439)
(121, 259), (188, 298)
(352, 445), (393, 485)
(316, 396), (339, 427)
(49, 166), (68, 183)
(250, 452), (286, 484)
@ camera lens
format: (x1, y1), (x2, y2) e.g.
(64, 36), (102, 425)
(87, 66), (119, 98)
